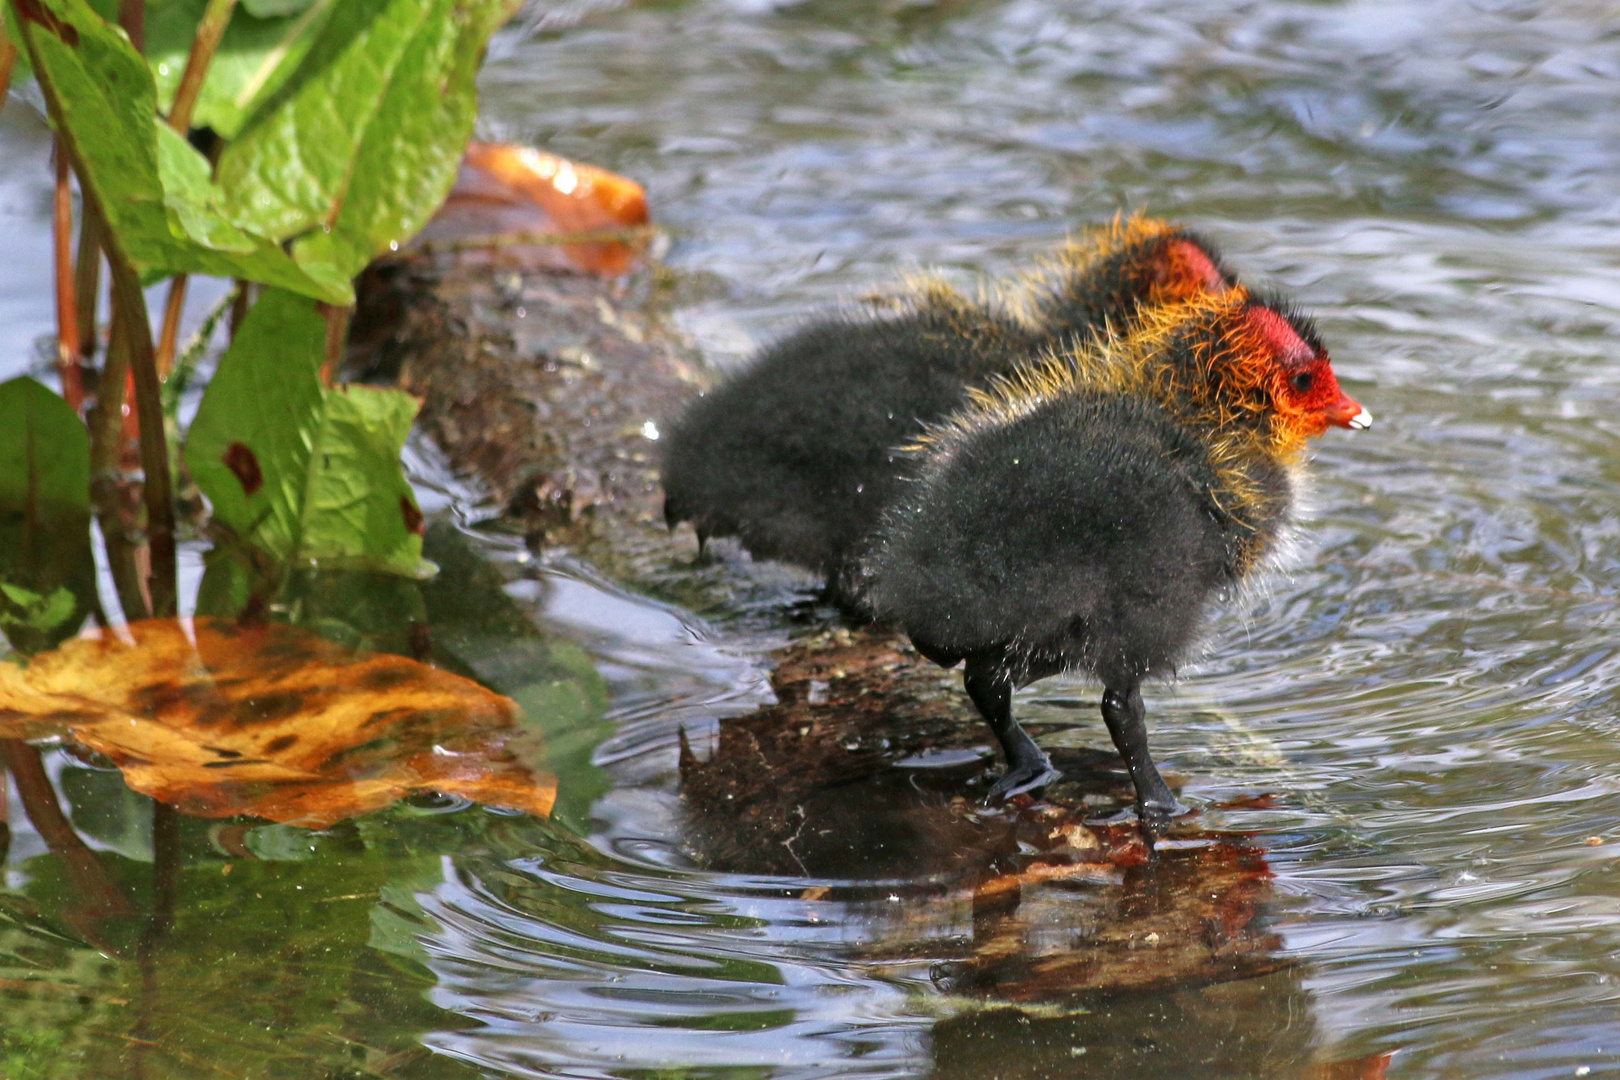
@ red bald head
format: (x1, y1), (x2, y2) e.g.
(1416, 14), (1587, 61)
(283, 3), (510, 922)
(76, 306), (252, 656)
(1242, 302), (1370, 441)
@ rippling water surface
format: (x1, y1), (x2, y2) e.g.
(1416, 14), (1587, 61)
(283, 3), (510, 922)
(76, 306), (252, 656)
(4, 1), (1620, 1077)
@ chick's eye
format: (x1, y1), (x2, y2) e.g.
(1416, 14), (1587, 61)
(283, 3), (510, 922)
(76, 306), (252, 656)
(1290, 370), (1315, 394)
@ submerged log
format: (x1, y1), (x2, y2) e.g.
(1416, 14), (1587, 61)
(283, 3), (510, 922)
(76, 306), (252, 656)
(353, 151), (1288, 1005)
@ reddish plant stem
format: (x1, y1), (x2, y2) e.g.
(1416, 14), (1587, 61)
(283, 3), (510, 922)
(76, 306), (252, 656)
(0, 29), (16, 105)
(167, 0), (237, 134)
(318, 302), (353, 385)
(1, 741), (81, 853)
(1, 739), (132, 952)
(121, 366), (141, 462)
(73, 199), (102, 358)
(154, 274), (187, 379)
(51, 143), (85, 412)
(118, 0), (145, 52)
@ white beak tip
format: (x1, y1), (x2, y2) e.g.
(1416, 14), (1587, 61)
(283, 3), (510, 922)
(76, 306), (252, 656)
(1348, 408), (1373, 431)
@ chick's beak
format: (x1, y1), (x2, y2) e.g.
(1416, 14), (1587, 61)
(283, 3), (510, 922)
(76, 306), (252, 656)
(1324, 389), (1372, 431)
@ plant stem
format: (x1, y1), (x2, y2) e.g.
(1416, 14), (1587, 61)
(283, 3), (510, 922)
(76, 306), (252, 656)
(0, 27), (16, 105)
(2, 740), (132, 954)
(74, 199), (102, 358)
(153, 0), (236, 379)
(20, 0), (172, 618)
(118, 0), (145, 53)
(154, 274), (187, 378)
(91, 306), (151, 622)
(91, 305), (130, 479)
(108, 253), (177, 619)
(318, 302), (353, 385)
(229, 279), (252, 339)
(167, 0), (237, 133)
(52, 142), (85, 412)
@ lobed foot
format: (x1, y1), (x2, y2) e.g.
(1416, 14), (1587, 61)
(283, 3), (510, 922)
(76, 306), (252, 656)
(985, 761), (1063, 803)
(1087, 797), (1194, 844)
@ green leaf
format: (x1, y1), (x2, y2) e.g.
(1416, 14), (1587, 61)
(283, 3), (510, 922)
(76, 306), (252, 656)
(0, 377), (96, 655)
(300, 382), (426, 572)
(153, 122), (259, 254)
(217, 0), (518, 280)
(146, 0), (337, 139)
(240, 0), (320, 16)
(2, 0), (114, 88)
(0, 377), (87, 517)
(215, 0), (435, 241)
(2, 7), (31, 85)
(185, 288), (430, 585)
(12, 0), (350, 302)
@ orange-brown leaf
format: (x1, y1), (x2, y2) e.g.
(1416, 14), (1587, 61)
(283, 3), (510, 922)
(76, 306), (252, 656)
(0, 618), (555, 827)
(418, 142), (650, 275)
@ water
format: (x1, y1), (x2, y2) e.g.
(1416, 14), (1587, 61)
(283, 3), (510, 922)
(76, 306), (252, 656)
(5, 1), (1620, 1077)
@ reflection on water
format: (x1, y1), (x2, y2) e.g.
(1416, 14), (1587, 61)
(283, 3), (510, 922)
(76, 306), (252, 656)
(5, 0), (1620, 1076)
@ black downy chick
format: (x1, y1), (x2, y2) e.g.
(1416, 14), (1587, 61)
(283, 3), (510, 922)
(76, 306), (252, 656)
(857, 289), (1372, 819)
(660, 217), (1234, 598)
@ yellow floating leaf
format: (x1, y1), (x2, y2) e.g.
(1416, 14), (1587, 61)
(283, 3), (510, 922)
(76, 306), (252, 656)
(1, 619), (555, 828)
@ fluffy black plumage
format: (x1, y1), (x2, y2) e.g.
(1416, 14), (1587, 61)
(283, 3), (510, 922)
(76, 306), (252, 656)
(660, 226), (1234, 595)
(1033, 227), (1234, 352)
(853, 283), (1371, 821)
(660, 293), (1035, 592)
(858, 387), (1292, 817)
(861, 392), (1288, 686)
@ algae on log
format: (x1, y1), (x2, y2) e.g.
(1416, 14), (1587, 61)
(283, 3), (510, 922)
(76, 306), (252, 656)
(352, 256), (698, 554)
(351, 231), (1288, 1004)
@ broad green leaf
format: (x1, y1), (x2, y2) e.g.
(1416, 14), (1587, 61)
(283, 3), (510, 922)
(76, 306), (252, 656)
(291, 0), (515, 281)
(300, 382), (425, 572)
(185, 288), (430, 582)
(0, 377), (87, 517)
(185, 286), (325, 562)
(12, 0), (350, 302)
(0, 376), (95, 654)
(146, 0), (336, 139)
(215, 0), (434, 242)
(153, 121), (259, 254)
(218, 0), (518, 280)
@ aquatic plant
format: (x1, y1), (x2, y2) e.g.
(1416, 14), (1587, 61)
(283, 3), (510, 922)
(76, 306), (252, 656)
(0, 0), (519, 635)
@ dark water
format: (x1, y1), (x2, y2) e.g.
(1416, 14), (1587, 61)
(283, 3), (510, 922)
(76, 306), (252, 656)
(5, 1), (1620, 1077)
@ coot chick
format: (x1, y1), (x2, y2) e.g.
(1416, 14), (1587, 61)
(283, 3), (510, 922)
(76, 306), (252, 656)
(660, 218), (1235, 598)
(1024, 214), (1234, 350)
(857, 290), (1371, 820)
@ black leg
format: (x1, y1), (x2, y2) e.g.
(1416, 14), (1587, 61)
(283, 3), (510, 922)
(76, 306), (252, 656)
(1100, 683), (1187, 827)
(964, 657), (1061, 802)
